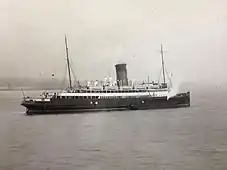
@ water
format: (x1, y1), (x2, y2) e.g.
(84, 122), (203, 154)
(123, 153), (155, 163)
(1, 89), (227, 170)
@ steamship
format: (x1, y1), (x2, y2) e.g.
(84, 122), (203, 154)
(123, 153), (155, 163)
(21, 36), (190, 115)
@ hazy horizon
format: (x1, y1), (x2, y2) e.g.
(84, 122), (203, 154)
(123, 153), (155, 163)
(0, 0), (226, 84)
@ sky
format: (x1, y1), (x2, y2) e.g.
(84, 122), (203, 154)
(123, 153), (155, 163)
(0, 0), (226, 84)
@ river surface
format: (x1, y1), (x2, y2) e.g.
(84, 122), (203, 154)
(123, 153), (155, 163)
(0, 89), (227, 170)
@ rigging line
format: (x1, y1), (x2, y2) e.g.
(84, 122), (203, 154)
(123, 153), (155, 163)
(165, 68), (172, 87)
(158, 67), (162, 84)
(68, 58), (77, 81)
(60, 67), (67, 89)
(60, 64), (67, 89)
(70, 63), (77, 80)
(69, 62), (77, 82)
(62, 51), (77, 88)
(69, 63), (79, 89)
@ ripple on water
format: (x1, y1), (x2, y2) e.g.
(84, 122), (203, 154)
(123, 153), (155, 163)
(1, 90), (227, 170)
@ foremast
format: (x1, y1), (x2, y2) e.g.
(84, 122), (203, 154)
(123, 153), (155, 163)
(160, 44), (168, 88)
(160, 44), (166, 84)
(65, 35), (72, 90)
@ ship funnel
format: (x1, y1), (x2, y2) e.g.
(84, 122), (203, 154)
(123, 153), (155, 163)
(115, 63), (128, 86)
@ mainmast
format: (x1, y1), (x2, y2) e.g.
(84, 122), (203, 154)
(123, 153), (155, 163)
(160, 44), (166, 84)
(65, 35), (72, 89)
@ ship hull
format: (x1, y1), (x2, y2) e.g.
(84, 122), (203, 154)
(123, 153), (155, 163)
(21, 92), (190, 115)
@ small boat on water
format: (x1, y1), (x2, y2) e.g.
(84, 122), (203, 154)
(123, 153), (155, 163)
(21, 36), (190, 115)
